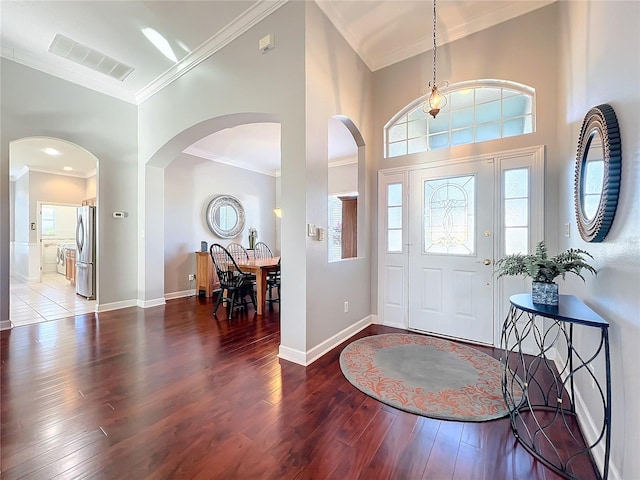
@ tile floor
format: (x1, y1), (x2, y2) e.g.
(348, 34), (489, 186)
(9, 273), (96, 327)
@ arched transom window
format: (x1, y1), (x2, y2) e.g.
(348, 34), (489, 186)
(385, 80), (535, 158)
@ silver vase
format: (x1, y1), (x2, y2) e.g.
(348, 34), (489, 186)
(531, 281), (559, 306)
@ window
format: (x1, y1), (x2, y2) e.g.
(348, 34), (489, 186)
(385, 80), (535, 157)
(386, 183), (403, 252)
(41, 207), (56, 236)
(328, 195), (343, 262)
(503, 168), (529, 255)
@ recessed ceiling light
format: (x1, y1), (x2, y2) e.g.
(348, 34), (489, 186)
(42, 148), (61, 156)
(63, 166), (73, 171)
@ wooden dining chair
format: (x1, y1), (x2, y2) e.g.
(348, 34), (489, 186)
(253, 241), (273, 259)
(209, 243), (256, 320)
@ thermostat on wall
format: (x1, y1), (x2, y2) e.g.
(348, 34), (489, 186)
(112, 211), (128, 218)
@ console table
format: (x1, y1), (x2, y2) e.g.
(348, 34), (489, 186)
(501, 294), (611, 480)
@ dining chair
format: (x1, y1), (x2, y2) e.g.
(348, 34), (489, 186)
(209, 243), (256, 320)
(266, 258), (281, 311)
(226, 242), (256, 283)
(253, 241), (273, 259)
(226, 242), (250, 262)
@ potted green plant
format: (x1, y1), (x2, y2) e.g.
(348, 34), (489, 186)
(494, 241), (597, 305)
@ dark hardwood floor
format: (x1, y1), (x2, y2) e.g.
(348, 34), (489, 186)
(1, 295), (595, 479)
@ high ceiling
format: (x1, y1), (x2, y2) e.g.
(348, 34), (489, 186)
(2, 0), (553, 179)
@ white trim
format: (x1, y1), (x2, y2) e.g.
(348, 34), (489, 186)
(138, 298), (166, 309)
(183, 145), (278, 177)
(277, 345), (307, 366)
(136, 0), (288, 104)
(328, 156), (358, 168)
(0, 320), (13, 331)
(95, 299), (138, 312)
(278, 315), (373, 366)
(164, 290), (196, 300)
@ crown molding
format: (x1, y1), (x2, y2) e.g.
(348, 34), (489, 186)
(314, 1), (374, 71)
(10, 165), (97, 181)
(135, 0), (288, 104)
(328, 156), (357, 168)
(184, 145), (278, 177)
(323, 0), (555, 72)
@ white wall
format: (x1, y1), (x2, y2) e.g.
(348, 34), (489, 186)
(1, 59), (138, 315)
(557, 2), (640, 478)
(164, 153), (277, 295)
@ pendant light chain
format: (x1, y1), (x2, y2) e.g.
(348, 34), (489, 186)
(432, 0), (437, 86)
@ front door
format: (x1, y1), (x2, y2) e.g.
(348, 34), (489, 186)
(408, 159), (495, 344)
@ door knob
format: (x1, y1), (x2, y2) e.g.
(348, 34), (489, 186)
(483, 258), (492, 266)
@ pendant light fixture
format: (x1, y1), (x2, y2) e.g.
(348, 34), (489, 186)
(424, 0), (448, 118)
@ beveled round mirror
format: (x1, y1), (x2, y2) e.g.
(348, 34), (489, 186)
(574, 104), (621, 242)
(206, 195), (245, 238)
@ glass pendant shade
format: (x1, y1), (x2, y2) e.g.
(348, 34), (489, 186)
(424, 84), (448, 118)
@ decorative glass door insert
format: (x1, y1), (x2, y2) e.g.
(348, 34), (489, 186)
(423, 175), (475, 255)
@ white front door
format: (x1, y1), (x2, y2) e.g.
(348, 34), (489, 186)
(408, 159), (495, 344)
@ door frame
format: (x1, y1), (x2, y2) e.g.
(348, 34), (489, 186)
(377, 145), (545, 348)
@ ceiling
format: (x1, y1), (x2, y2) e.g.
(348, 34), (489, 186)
(3, 0), (553, 179)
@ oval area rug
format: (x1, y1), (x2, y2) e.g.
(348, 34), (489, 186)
(339, 333), (515, 421)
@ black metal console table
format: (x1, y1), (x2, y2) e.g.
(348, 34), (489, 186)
(501, 294), (611, 480)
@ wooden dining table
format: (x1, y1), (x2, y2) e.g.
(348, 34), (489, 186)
(237, 256), (280, 315)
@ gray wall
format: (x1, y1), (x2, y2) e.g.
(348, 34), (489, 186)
(557, 2), (639, 478)
(137, 2), (307, 351)
(304, 1), (374, 352)
(0, 59), (138, 314)
(164, 153), (277, 295)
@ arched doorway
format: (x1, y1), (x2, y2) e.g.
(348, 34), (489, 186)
(9, 137), (99, 326)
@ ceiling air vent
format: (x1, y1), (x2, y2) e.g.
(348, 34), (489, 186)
(48, 34), (134, 81)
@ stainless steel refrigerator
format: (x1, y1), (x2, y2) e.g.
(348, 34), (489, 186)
(76, 205), (96, 299)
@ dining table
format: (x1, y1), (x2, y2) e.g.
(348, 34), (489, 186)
(237, 256), (280, 315)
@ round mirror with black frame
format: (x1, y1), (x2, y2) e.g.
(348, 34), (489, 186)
(574, 104), (621, 242)
(206, 195), (245, 239)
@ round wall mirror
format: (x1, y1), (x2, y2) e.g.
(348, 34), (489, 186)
(574, 104), (621, 242)
(206, 195), (245, 238)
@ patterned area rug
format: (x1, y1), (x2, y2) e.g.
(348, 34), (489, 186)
(339, 333), (516, 422)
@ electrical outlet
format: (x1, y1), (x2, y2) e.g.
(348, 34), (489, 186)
(344, 301), (349, 313)
(308, 224), (317, 236)
(188, 274), (196, 281)
(564, 223), (571, 238)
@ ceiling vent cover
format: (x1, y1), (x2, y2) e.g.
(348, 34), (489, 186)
(48, 34), (134, 81)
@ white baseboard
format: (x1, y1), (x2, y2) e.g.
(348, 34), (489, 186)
(96, 299), (138, 313)
(277, 345), (307, 366)
(164, 289), (196, 300)
(555, 355), (620, 480)
(278, 315), (373, 366)
(0, 320), (13, 331)
(138, 297), (166, 309)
